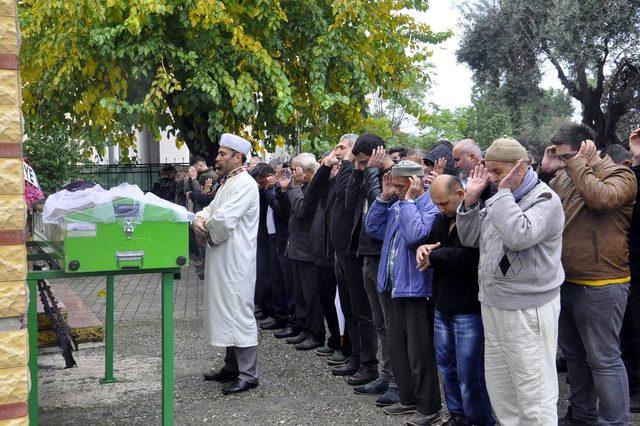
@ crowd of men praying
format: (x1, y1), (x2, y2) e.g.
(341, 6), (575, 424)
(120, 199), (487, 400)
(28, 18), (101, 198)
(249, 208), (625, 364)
(160, 124), (640, 426)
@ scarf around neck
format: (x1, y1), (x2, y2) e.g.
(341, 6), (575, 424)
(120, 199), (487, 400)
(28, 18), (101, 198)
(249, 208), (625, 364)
(511, 167), (538, 202)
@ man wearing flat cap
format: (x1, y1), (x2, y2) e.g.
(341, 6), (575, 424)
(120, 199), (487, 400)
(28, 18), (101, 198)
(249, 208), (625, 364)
(192, 133), (261, 395)
(365, 160), (443, 425)
(456, 138), (565, 424)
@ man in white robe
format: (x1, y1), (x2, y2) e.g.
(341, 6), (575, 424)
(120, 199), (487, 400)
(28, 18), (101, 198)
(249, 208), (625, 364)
(192, 133), (260, 395)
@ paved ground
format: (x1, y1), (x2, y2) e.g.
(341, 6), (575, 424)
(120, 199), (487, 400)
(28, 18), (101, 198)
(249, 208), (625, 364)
(37, 266), (640, 425)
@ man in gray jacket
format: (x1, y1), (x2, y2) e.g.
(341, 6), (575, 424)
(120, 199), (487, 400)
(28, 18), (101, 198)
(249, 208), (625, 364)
(457, 138), (565, 425)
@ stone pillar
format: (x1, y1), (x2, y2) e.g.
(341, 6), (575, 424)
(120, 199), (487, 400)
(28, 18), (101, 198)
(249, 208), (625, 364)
(0, 1), (29, 424)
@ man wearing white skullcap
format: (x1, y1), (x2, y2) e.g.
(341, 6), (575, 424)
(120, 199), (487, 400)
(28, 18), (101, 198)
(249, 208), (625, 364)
(192, 133), (261, 395)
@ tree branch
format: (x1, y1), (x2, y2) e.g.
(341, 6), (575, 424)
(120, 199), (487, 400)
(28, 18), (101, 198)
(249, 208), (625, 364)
(540, 41), (581, 101)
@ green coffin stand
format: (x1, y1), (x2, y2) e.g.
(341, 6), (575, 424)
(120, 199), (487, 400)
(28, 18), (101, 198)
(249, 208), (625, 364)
(33, 197), (189, 273)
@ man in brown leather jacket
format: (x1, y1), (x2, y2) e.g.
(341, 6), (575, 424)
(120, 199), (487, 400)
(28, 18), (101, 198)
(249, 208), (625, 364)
(543, 122), (637, 425)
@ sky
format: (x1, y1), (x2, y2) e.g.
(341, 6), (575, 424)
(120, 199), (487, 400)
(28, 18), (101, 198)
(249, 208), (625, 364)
(411, 1), (570, 110)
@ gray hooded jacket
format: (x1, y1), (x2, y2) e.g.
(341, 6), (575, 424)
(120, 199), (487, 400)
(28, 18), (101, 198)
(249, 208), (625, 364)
(456, 182), (565, 310)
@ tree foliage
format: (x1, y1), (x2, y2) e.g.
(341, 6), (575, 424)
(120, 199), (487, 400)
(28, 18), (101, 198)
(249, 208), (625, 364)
(22, 118), (91, 194)
(458, 0), (640, 147)
(20, 0), (449, 162)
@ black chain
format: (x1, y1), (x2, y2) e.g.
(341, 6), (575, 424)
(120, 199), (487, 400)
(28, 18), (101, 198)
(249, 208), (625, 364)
(37, 279), (78, 368)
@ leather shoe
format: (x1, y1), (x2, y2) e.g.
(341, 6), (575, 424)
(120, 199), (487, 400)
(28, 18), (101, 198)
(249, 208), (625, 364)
(286, 332), (308, 345)
(295, 336), (322, 351)
(274, 326), (299, 339)
(353, 378), (389, 395)
(260, 319), (286, 330)
(376, 386), (399, 407)
(331, 359), (358, 376)
(203, 368), (238, 382)
(221, 378), (258, 395)
(314, 345), (335, 357)
(347, 368), (378, 386)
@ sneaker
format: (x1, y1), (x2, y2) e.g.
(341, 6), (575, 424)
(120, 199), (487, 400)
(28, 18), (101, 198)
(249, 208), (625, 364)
(327, 351), (348, 366)
(442, 413), (466, 426)
(406, 411), (442, 426)
(314, 345), (335, 357)
(353, 378), (389, 395)
(376, 386), (399, 407)
(383, 403), (417, 416)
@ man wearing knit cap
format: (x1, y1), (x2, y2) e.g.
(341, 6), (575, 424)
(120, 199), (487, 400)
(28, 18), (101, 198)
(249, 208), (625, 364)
(193, 133), (261, 395)
(457, 138), (565, 424)
(365, 160), (442, 425)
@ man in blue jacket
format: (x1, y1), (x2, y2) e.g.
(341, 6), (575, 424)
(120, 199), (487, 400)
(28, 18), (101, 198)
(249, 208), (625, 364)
(365, 160), (442, 426)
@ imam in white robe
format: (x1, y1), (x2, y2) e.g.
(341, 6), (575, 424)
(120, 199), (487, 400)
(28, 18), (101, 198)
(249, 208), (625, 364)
(195, 170), (259, 348)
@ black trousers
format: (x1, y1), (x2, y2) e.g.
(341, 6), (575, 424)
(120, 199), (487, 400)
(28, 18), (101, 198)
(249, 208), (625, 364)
(317, 264), (341, 350)
(387, 297), (441, 416)
(335, 255), (378, 371)
(268, 235), (293, 324)
(292, 259), (325, 341)
(255, 242), (272, 315)
(622, 274), (640, 396)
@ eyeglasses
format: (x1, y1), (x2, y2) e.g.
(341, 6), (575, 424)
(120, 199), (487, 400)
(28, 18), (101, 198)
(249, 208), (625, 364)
(556, 152), (578, 161)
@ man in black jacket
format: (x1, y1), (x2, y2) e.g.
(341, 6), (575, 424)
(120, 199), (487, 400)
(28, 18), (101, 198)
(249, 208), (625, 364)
(416, 175), (494, 426)
(329, 134), (380, 386)
(276, 153), (326, 351)
(263, 167), (298, 338)
(347, 134), (399, 406)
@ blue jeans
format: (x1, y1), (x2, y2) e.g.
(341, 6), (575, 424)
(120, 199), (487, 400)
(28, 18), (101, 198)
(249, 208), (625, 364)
(435, 310), (494, 425)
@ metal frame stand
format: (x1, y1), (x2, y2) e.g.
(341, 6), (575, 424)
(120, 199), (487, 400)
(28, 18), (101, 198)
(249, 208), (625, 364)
(26, 249), (180, 426)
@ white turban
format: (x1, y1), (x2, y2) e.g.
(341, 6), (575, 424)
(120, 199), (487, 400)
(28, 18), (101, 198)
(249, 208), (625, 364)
(220, 133), (252, 156)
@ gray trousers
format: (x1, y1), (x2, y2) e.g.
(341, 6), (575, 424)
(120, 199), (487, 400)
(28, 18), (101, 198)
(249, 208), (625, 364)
(559, 282), (630, 425)
(223, 346), (259, 384)
(363, 256), (395, 386)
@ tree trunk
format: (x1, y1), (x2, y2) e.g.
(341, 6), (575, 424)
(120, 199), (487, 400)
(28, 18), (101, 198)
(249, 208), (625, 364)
(173, 112), (220, 165)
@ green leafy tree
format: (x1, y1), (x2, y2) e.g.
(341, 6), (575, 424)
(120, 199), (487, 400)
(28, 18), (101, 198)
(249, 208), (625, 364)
(458, 0), (640, 147)
(20, 0), (449, 162)
(22, 119), (91, 193)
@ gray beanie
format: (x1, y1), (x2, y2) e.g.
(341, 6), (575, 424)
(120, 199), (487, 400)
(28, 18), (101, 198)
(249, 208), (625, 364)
(391, 160), (424, 177)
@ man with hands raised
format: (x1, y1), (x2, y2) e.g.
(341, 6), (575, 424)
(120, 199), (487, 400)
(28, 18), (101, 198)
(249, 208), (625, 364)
(415, 175), (494, 426)
(456, 138), (565, 425)
(365, 160), (442, 425)
(546, 123), (637, 425)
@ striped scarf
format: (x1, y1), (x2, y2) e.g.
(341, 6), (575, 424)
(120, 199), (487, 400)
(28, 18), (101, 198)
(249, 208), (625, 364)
(512, 167), (538, 202)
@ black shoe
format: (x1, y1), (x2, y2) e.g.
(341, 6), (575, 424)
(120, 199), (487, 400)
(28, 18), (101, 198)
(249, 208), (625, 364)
(556, 356), (567, 373)
(260, 319), (286, 330)
(383, 403), (417, 415)
(375, 387), (399, 407)
(274, 326), (298, 339)
(631, 392), (640, 413)
(347, 369), (379, 386)
(331, 360), (359, 376)
(353, 378), (389, 395)
(295, 336), (322, 351)
(406, 411), (442, 425)
(203, 368), (238, 382)
(558, 407), (584, 426)
(221, 378), (258, 395)
(286, 332), (308, 345)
